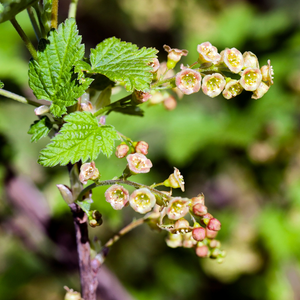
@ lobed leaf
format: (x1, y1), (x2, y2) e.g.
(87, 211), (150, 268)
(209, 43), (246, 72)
(38, 111), (120, 167)
(28, 117), (52, 142)
(90, 37), (158, 92)
(29, 18), (90, 117)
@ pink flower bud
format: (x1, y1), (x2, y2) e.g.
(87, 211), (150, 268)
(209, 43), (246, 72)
(195, 245), (209, 257)
(251, 82), (270, 100)
(209, 239), (221, 248)
(222, 79), (243, 99)
(133, 90), (152, 103)
(206, 228), (218, 239)
(192, 227), (206, 241)
(115, 144), (130, 158)
(207, 218), (221, 231)
(163, 95), (177, 111)
(163, 45), (188, 69)
(148, 58), (160, 73)
(164, 167), (185, 192)
(135, 141), (149, 155)
(197, 42), (221, 65)
(105, 184), (129, 210)
(79, 161), (100, 184)
(243, 51), (259, 69)
(129, 188), (156, 214)
(221, 48), (244, 73)
(167, 197), (190, 220)
(166, 233), (182, 248)
(240, 68), (262, 91)
(202, 73), (226, 98)
(126, 153), (152, 174)
(261, 59), (274, 86)
(192, 203), (207, 216)
(175, 67), (201, 95)
(191, 193), (205, 206)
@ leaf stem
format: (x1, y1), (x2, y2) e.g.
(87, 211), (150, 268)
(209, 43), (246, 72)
(68, 0), (79, 19)
(27, 7), (41, 41)
(51, 0), (59, 29)
(0, 88), (43, 107)
(10, 17), (38, 60)
(76, 179), (172, 202)
(93, 94), (132, 118)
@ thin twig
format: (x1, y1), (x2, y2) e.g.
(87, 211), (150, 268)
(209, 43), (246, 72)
(68, 0), (79, 19)
(10, 17), (38, 60)
(0, 88), (46, 107)
(104, 217), (145, 248)
(27, 7), (41, 41)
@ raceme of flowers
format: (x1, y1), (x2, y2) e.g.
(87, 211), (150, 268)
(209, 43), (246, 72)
(148, 41), (273, 105)
(77, 141), (224, 261)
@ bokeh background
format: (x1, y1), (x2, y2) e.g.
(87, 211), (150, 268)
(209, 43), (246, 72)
(1, 0), (300, 299)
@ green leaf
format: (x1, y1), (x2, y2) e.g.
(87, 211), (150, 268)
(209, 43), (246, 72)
(38, 111), (120, 167)
(0, 0), (38, 23)
(29, 18), (91, 117)
(76, 198), (92, 215)
(0, 80), (4, 88)
(28, 117), (52, 142)
(90, 37), (158, 92)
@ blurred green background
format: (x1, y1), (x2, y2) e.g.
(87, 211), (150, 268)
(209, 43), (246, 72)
(1, 0), (300, 299)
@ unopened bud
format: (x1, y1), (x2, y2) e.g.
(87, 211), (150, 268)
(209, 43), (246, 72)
(192, 226), (206, 241)
(206, 228), (218, 239)
(209, 239), (221, 248)
(195, 245), (209, 257)
(201, 213), (213, 225)
(64, 287), (82, 300)
(174, 218), (190, 231)
(163, 95), (177, 110)
(207, 218), (221, 231)
(115, 144), (130, 158)
(192, 203), (207, 216)
(191, 193), (205, 206)
(135, 141), (149, 155)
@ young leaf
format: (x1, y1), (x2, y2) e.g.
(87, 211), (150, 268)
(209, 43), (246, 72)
(38, 111), (120, 167)
(0, 80), (4, 89)
(29, 18), (90, 117)
(28, 117), (52, 142)
(90, 37), (158, 92)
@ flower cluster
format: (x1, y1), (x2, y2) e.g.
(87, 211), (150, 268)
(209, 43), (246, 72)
(102, 162), (224, 261)
(160, 42), (273, 100)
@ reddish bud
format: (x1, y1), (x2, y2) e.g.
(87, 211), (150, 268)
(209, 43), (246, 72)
(195, 245), (209, 257)
(163, 95), (177, 110)
(192, 203), (207, 216)
(115, 144), (130, 158)
(201, 213), (213, 225)
(192, 227), (206, 241)
(207, 218), (221, 231)
(206, 228), (218, 239)
(135, 141), (149, 155)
